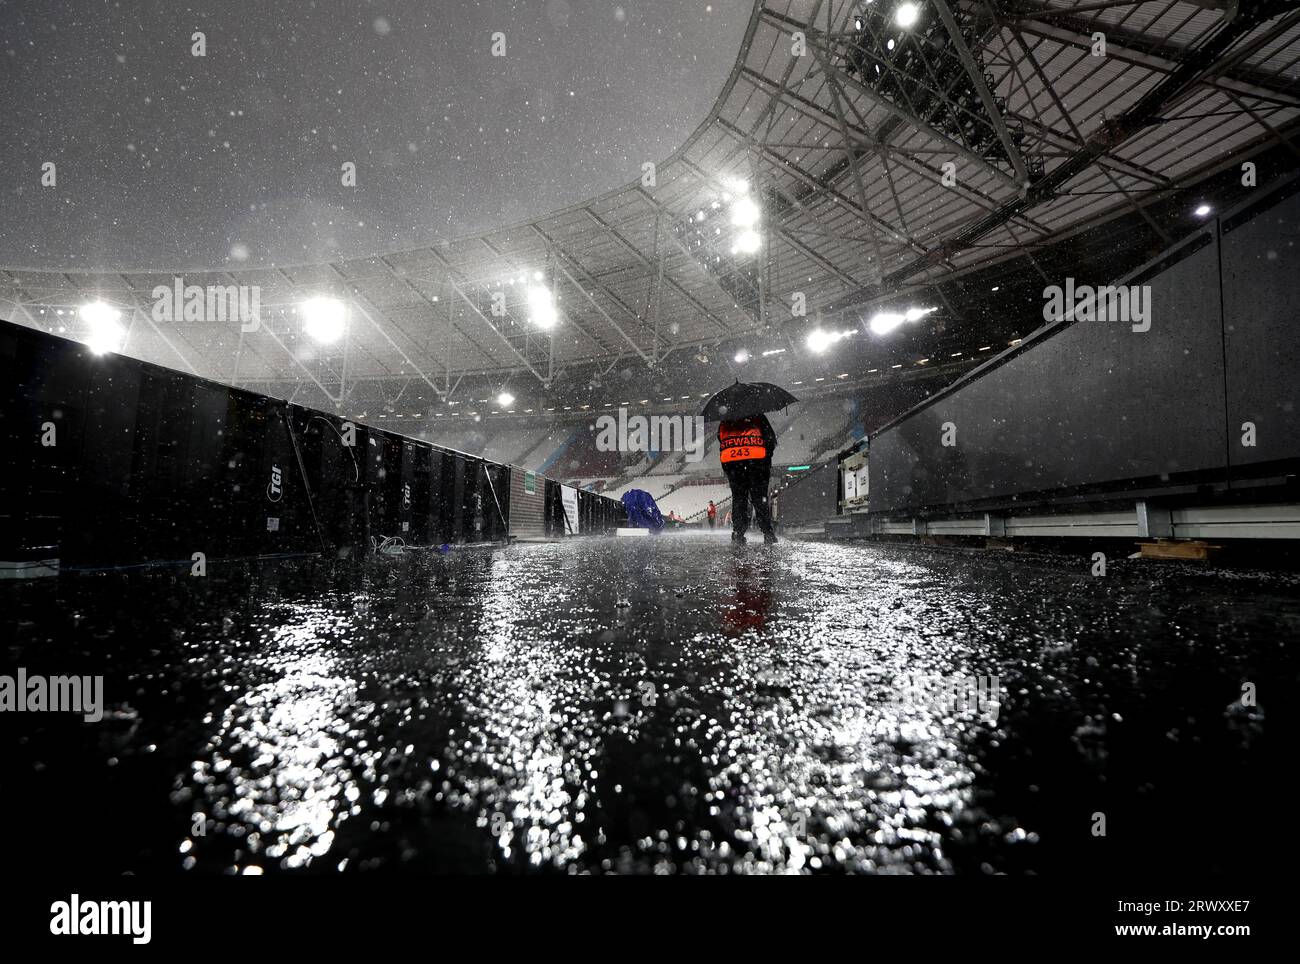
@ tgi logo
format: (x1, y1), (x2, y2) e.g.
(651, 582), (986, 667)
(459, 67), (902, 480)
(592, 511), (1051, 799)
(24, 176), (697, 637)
(402, 483), (411, 509)
(266, 464), (283, 502)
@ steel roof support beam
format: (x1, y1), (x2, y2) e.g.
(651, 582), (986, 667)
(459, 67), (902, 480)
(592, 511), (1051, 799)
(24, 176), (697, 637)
(546, 245), (656, 366)
(932, 0), (1032, 186)
(985, 0), (1300, 109)
(1221, 88), (1300, 160)
(731, 71), (1042, 241)
(676, 155), (864, 290)
(255, 323), (342, 406)
(324, 263), (448, 400)
(526, 223), (652, 360)
(817, 52), (902, 285)
(347, 298), (446, 401)
(716, 119), (947, 258)
(757, 10), (1021, 189)
(589, 203), (733, 335)
(988, 7), (1173, 244)
(447, 279), (551, 386)
(270, 266), (389, 393)
(477, 235), (616, 358)
(113, 278), (202, 376)
(884, 0), (1293, 287)
(377, 253), (502, 373)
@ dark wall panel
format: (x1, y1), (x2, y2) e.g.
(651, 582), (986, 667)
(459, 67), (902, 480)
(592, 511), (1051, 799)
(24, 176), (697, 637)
(869, 231), (1228, 513)
(1, 331), (89, 563)
(408, 445), (434, 544)
(1222, 183), (1300, 471)
(483, 462), (511, 539)
(773, 462), (839, 525)
(0, 319), (627, 568)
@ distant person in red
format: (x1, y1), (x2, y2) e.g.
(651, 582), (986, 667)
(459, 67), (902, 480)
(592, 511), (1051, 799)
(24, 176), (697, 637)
(718, 413), (777, 544)
(706, 500), (718, 529)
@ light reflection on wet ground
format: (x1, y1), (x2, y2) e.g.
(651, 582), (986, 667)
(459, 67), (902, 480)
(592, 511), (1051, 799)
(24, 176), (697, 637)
(4, 535), (1298, 874)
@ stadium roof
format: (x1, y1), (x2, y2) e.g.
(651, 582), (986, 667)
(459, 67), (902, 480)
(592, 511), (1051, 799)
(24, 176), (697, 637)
(4, 0), (1299, 413)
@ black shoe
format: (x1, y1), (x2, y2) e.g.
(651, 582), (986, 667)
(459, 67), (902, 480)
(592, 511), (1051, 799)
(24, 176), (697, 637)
(763, 532), (778, 545)
(731, 532), (746, 544)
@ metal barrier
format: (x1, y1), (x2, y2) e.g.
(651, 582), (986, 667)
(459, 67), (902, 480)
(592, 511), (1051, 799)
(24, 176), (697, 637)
(0, 318), (624, 573)
(862, 176), (1300, 525)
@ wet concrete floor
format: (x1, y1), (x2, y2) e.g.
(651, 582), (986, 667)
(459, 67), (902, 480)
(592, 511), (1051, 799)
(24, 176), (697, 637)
(4, 533), (1298, 875)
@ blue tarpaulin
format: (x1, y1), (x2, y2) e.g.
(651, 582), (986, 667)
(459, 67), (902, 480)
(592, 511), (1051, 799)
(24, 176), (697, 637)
(620, 489), (665, 531)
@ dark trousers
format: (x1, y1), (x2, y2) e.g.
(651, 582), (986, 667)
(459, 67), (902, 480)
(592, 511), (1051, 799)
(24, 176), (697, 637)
(724, 459), (774, 537)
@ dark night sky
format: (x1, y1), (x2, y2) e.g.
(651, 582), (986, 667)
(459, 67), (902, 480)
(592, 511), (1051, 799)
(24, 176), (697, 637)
(0, 0), (751, 271)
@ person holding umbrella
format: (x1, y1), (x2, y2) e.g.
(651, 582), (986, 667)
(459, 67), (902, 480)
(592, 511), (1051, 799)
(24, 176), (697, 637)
(702, 380), (797, 545)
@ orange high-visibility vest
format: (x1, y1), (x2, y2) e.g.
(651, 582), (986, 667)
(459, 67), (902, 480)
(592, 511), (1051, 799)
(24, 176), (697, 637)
(718, 417), (767, 464)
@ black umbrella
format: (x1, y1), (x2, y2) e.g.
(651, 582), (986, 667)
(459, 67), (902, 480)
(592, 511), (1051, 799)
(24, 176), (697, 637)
(701, 380), (798, 422)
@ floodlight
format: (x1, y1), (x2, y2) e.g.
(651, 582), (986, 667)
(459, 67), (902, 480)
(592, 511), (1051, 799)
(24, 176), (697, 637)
(300, 296), (347, 344)
(732, 230), (762, 255)
(730, 197), (761, 228)
(807, 329), (836, 353)
(79, 302), (124, 355)
(527, 285), (557, 328)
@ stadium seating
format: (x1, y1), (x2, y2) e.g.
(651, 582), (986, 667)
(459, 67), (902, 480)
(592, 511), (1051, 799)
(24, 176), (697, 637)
(420, 395), (862, 511)
(656, 481), (732, 522)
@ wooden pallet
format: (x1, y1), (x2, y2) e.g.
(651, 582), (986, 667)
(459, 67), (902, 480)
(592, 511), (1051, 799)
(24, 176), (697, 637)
(1134, 539), (1221, 561)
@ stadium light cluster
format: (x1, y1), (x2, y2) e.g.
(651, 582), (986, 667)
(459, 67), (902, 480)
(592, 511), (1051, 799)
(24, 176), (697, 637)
(726, 178), (763, 257)
(867, 305), (937, 335)
(527, 284), (558, 329)
(300, 296), (347, 344)
(78, 301), (125, 355)
(806, 327), (857, 353)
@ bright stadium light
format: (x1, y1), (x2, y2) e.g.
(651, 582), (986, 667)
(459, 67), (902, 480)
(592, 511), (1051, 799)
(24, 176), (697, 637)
(807, 329), (836, 353)
(807, 327), (855, 353)
(895, 2), (920, 28)
(79, 301), (124, 355)
(734, 349), (750, 364)
(732, 230), (762, 255)
(868, 312), (906, 335)
(496, 391), (515, 408)
(869, 305), (936, 335)
(730, 196), (761, 228)
(300, 296), (347, 344)
(527, 284), (557, 328)
(1194, 203), (1212, 217)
